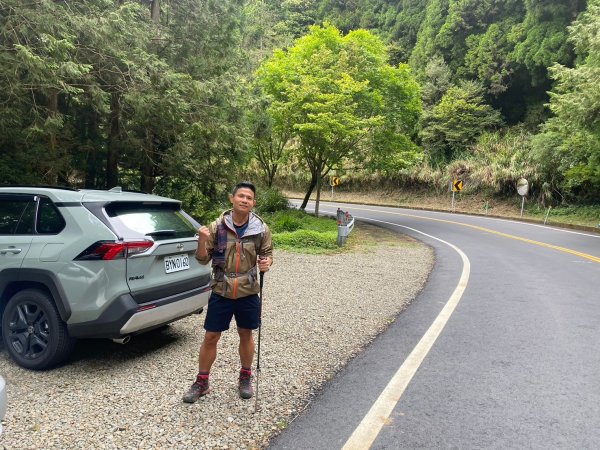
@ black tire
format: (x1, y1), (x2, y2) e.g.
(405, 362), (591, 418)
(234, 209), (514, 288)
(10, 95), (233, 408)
(1, 289), (75, 370)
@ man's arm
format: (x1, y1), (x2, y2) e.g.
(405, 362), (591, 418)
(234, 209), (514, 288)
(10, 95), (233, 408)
(195, 224), (214, 265)
(257, 224), (273, 272)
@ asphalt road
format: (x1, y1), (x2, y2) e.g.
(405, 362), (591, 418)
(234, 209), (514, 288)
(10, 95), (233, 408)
(270, 200), (600, 450)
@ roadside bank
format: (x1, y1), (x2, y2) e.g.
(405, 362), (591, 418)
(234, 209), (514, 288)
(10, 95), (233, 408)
(283, 189), (600, 233)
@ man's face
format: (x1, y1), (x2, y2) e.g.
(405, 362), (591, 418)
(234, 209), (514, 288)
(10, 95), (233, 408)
(229, 187), (256, 214)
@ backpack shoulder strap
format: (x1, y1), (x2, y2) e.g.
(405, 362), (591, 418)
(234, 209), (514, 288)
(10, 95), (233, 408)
(253, 232), (264, 256)
(213, 219), (228, 268)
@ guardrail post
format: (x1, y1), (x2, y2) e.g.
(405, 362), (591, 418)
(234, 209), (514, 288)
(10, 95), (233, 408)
(336, 208), (355, 246)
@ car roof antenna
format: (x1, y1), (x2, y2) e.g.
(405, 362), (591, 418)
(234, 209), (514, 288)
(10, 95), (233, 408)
(108, 186), (122, 193)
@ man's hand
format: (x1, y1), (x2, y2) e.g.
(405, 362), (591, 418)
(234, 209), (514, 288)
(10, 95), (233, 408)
(198, 226), (210, 242)
(196, 226), (210, 259)
(258, 256), (272, 273)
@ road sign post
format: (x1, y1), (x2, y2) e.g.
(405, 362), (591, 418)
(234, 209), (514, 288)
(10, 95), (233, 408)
(517, 178), (529, 217)
(451, 179), (463, 211)
(544, 206), (552, 225)
(330, 176), (341, 200)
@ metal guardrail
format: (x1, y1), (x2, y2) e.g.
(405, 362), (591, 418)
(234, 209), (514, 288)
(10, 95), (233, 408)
(336, 208), (355, 246)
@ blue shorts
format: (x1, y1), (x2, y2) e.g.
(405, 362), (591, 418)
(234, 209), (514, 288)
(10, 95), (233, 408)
(203, 292), (261, 332)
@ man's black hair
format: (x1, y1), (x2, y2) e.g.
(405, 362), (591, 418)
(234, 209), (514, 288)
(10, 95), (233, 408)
(232, 181), (256, 196)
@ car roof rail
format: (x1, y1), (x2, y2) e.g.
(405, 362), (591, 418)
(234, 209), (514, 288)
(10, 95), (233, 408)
(0, 184), (79, 191)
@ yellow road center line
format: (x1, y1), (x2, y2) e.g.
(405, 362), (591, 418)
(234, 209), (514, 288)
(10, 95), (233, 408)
(349, 206), (600, 264)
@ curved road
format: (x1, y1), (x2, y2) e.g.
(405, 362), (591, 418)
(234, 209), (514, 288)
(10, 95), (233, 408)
(270, 200), (600, 450)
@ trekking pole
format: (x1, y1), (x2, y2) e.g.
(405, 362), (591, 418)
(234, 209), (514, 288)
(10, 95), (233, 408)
(254, 268), (265, 413)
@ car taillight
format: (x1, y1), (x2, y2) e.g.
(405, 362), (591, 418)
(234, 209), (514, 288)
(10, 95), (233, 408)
(75, 240), (153, 260)
(137, 304), (157, 312)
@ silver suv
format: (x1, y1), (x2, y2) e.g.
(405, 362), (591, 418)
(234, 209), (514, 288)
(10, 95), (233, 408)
(0, 186), (210, 370)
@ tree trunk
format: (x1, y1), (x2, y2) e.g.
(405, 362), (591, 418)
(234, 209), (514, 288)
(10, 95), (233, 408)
(141, 155), (155, 193)
(315, 172), (322, 217)
(267, 162), (277, 187)
(85, 108), (100, 188)
(106, 93), (120, 189)
(141, 130), (155, 193)
(47, 90), (59, 185)
(141, 151), (155, 193)
(151, 0), (160, 22)
(300, 170), (317, 210)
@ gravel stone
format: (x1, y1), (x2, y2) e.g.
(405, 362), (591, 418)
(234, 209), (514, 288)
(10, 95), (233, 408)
(0, 234), (432, 449)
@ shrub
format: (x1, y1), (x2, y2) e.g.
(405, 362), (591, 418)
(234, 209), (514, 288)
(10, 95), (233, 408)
(271, 215), (303, 232)
(256, 187), (290, 214)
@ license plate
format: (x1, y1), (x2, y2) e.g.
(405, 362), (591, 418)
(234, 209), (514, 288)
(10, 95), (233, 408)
(164, 254), (190, 274)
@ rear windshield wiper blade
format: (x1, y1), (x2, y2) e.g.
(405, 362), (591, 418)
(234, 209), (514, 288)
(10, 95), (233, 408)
(145, 229), (176, 237)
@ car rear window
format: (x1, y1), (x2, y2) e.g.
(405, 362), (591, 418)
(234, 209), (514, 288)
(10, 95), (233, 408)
(36, 197), (66, 234)
(104, 202), (198, 241)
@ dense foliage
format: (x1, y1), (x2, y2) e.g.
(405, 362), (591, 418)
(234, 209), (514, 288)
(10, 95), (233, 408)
(0, 0), (248, 216)
(533, 0), (600, 202)
(0, 0), (598, 207)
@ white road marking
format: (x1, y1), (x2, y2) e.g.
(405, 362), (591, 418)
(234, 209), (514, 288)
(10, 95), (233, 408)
(339, 217), (471, 450)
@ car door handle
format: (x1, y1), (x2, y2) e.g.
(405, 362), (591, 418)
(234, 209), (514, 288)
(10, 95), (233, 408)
(0, 248), (22, 255)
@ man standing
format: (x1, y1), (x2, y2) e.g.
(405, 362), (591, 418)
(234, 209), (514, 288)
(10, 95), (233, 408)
(183, 181), (273, 403)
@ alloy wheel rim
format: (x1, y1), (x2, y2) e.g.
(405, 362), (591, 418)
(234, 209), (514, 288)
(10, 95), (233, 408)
(8, 302), (50, 360)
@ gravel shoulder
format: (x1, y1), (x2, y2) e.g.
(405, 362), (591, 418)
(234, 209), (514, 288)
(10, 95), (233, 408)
(0, 224), (433, 449)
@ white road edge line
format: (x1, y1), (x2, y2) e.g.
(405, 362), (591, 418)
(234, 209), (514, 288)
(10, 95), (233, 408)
(341, 217), (471, 450)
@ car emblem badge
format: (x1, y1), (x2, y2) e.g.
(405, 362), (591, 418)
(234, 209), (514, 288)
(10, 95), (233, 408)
(177, 243), (184, 250)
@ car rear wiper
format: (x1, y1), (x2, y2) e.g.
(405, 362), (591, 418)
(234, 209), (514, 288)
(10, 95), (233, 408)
(145, 229), (176, 237)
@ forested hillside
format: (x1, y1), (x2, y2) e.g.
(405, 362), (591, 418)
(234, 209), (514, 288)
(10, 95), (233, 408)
(1, 0), (599, 216)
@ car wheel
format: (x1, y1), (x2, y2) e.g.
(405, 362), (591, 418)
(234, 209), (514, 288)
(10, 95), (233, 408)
(1, 289), (75, 370)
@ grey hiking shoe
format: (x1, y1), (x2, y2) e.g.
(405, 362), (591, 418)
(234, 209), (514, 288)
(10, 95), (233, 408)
(182, 377), (210, 403)
(239, 370), (253, 399)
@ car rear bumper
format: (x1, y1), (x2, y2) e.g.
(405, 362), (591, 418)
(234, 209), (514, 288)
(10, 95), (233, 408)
(120, 289), (209, 334)
(68, 284), (211, 339)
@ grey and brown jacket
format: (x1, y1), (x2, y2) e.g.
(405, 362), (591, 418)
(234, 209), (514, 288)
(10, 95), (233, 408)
(196, 210), (273, 299)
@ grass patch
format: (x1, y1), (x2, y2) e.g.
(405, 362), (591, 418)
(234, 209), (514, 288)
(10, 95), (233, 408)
(264, 208), (419, 254)
(265, 209), (339, 254)
(527, 204), (600, 228)
(274, 229), (339, 253)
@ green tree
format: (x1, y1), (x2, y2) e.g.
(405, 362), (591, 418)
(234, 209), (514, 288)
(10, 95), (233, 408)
(532, 0), (600, 201)
(0, 0), (249, 203)
(0, 0), (93, 185)
(464, 22), (517, 96)
(384, 0), (430, 64)
(511, 0), (586, 86)
(248, 91), (291, 187)
(135, 0), (248, 197)
(409, 0), (450, 72)
(421, 55), (452, 107)
(420, 81), (504, 163)
(257, 24), (421, 214)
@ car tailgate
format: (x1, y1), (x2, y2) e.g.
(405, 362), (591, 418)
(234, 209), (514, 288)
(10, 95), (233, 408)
(126, 238), (210, 304)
